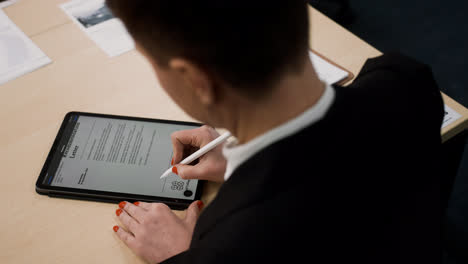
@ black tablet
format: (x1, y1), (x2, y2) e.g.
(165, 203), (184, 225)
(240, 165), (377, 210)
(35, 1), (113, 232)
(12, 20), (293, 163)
(36, 112), (204, 210)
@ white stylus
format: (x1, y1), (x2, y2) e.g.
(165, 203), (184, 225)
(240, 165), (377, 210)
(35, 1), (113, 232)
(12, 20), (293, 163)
(160, 132), (232, 179)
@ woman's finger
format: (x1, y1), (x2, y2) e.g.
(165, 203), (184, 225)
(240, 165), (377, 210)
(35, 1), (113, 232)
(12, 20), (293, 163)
(170, 126), (219, 164)
(120, 201), (146, 222)
(172, 164), (203, 180)
(133, 201), (151, 211)
(113, 225), (137, 248)
(171, 129), (199, 164)
(116, 208), (140, 234)
(173, 155), (226, 182)
(184, 200), (204, 227)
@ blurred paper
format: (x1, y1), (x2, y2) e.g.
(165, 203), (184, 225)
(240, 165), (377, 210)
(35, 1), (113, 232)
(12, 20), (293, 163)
(443, 105), (462, 128)
(309, 51), (349, 85)
(0, 9), (51, 85)
(0, 0), (18, 9)
(61, 0), (134, 57)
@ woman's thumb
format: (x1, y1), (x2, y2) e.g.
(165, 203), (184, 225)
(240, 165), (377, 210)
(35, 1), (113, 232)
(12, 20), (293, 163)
(173, 164), (202, 180)
(184, 200), (204, 226)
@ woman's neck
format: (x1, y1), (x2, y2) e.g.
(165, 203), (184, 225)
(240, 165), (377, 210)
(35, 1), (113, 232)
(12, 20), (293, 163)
(225, 61), (326, 144)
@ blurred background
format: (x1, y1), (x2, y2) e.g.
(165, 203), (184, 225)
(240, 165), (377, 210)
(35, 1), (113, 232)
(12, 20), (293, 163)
(308, 0), (468, 263)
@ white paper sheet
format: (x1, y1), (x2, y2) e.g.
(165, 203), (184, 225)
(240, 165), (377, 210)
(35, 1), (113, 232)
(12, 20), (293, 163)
(443, 104), (462, 128)
(61, 0), (134, 57)
(0, 0), (18, 9)
(0, 9), (51, 85)
(309, 51), (349, 85)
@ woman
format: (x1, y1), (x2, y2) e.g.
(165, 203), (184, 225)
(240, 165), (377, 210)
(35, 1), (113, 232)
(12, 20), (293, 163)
(107, 1), (444, 263)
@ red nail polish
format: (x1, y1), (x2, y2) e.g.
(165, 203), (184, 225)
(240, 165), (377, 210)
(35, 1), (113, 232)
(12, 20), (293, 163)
(119, 201), (126, 209)
(116, 209), (123, 216)
(172, 166), (178, 175)
(133, 201), (140, 206)
(171, 158), (174, 166)
(113, 226), (119, 232)
(197, 200), (204, 210)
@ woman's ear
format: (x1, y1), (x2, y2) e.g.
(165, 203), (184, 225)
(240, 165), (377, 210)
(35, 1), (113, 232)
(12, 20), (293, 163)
(169, 59), (215, 106)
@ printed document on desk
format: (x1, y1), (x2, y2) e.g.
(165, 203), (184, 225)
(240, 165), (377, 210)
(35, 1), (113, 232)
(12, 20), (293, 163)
(0, 10), (51, 85)
(309, 51), (351, 85)
(443, 104), (462, 129)
(61, 0), (135, 57)
(0, 0), (18, 9)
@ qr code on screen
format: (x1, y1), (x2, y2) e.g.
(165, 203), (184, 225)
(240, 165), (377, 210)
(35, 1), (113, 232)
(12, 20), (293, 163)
(171, 181), (185, 191)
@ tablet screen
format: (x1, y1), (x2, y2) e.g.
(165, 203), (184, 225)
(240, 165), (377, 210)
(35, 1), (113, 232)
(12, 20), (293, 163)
(41, 113), (201, 201)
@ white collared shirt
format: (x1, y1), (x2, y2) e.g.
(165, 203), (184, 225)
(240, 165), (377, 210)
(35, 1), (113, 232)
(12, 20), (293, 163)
(222, 84), (336, 181)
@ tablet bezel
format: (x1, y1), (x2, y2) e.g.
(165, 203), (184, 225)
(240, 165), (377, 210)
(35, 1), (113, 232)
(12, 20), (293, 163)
(36, 111), (204, 210)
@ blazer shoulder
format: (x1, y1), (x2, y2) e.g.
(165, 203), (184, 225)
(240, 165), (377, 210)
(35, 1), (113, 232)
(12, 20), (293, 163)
(353, 52), (438, 95)
(359, 52), (432, 77)
(347, 52), (444, 129)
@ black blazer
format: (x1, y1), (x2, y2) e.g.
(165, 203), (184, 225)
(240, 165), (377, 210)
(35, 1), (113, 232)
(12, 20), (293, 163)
(165, 53), (445, 263)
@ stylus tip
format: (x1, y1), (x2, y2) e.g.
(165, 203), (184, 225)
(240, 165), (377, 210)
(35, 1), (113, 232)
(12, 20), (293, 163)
(160, 168), (172, 179)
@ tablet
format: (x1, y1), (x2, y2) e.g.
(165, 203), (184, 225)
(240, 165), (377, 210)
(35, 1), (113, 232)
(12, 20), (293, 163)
(36, 112), (204, 209)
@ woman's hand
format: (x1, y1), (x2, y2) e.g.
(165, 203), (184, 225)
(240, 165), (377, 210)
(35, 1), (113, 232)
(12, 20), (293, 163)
(171, 125), (227, 182)
(114, 200), (203, 263)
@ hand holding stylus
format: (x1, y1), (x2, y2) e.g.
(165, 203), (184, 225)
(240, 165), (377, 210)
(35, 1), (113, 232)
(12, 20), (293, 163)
(161, 126), (229, 182)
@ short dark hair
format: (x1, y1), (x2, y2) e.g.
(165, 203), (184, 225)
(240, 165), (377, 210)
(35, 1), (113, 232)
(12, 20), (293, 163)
(107, 1), (310, 97)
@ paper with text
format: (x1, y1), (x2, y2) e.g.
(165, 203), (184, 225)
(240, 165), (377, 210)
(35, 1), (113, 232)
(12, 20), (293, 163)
(443, 105), (462, 128)
(309, 51), (349, 85)
(61, 0), (135, 57)
(0, 0), (18, 9)
(0, 9), (51, 85)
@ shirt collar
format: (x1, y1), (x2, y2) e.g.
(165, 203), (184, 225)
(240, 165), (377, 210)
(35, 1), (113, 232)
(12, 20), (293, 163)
(222, 84), (336, 181)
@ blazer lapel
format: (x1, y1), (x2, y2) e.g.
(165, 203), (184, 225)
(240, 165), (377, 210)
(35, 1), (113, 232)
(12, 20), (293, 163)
(191, 144), (282, 241)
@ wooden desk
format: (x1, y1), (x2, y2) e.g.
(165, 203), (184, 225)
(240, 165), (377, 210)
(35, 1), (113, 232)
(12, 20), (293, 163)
(307, 8), (468, 142)
(1, 1), (467, 263)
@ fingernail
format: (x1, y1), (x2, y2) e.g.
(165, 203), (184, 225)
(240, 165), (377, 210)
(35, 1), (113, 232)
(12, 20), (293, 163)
(172, 166), (178, 175)
(133, 201), (140, 206)
(197, 200), (204, 210)
(113, 226), (119, 232)
(119, 201), (126, 209)
(171, 158), (174, 166)
(116, 209), (123, 216)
